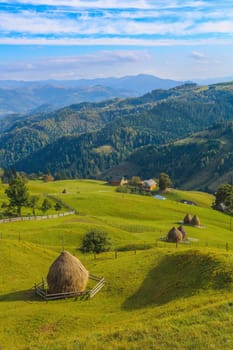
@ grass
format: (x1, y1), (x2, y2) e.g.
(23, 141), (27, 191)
(0, 179), (233, 349)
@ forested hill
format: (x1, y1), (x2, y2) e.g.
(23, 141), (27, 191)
(0, 98), (147, 165)
(14, 83), (233, 183)
(113, 121), (233, 192)
(3, 82), (233, 185)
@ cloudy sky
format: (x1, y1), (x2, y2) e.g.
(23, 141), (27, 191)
(0, 0), (233, 81)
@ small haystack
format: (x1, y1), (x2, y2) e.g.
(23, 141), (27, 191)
(178, 225), (187, 239)
(167, 227), (183, 243)
(191, 214), (201, 227)
(47, 251), (89, 294)
(183, 213), (192, 225)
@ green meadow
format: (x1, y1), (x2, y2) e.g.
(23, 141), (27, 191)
(0, 180), (233, 349)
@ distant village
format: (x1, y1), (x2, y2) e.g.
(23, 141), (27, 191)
(109, 176), (157, 192)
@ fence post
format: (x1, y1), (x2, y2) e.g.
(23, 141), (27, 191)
(115, 250), (118, 259)
(18, 232), (21, 242)
(62, 234), (64, 251)
(226, 242), (229, 252)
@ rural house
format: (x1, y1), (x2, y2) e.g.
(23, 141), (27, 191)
(142, 179), (157, 191)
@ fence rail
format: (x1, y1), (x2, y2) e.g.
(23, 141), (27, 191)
(89, 278), (105, 299)
(0, 211), (75, 224)
(34, 274), (105, 301)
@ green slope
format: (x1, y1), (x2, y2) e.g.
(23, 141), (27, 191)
(113, 121), (233, 191)
(0, 180), (233, 349)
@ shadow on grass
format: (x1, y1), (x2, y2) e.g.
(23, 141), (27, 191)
(123, 250), (233, 310)
(0, 288), (40, 302)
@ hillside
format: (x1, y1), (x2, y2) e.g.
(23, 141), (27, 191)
(0, 179), (233, 349)
(110, 121), (233, 192)
(13, 83), (233, 184)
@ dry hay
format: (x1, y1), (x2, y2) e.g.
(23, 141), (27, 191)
(183, 213), (192, 225)
(178, 225), (187, 239)
(191, 214), (201, 227)
(167, 227), (183, 243)
(47, 251), (89, 294)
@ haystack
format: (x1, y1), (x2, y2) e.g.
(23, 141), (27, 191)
(167, 227), (183, 243)
(183, 213), (192, 225)
(47, 251), (89, 294)
(178, 225), (187, 239)
(191, 214), (201, 227)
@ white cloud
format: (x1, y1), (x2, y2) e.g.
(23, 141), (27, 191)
(190, 51), (208, 61)
(0, 9), (194, 36)
(2, 0), (154, 9)
(1, 36), (233, 47)
(1, 0), (233, 46)
(196, 21), (233, 34)
(0, 50), (153, 79)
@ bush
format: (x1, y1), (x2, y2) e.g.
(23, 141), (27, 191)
(41, 198), (52, 213)
(54, 202), (62, 211)
(117, 243), (153, 251)
(80, 229), (111, 254)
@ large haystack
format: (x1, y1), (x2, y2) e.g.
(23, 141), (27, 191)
(47, 251), (89, 294)
(191, 214), (201, 227)
(167, 227), (183, 243)
(183, 213), (192, 225)
(178, 225), (187, 239)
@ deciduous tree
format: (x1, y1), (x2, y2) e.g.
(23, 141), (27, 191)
(5, 176), (29, 216)
(159, 173), (172, 191)
(80, 229), (111, 254)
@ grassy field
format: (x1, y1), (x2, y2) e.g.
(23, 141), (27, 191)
(0, 180), (233, 349)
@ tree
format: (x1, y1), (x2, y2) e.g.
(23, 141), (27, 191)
(159, 173), (172, 191)
(41, 198), (52, 213)
(1, 168), (17, 184)
(214, 184), (233, 212)
(80, 229), (111, 254)
(5, 176), (29, 216)
(28, 195), (39, 215)
(54, 201), (62, 211)
(129, 176), (141, 187)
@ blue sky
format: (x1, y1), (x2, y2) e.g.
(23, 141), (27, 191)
(0, 0), (233, 80)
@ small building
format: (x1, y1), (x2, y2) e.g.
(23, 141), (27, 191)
(109, 176), (128, 186)
(180, 199), (197, 206)
(142, 179), (157, 191)
(215, 202), (227, 212)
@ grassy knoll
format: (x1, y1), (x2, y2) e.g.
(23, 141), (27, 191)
(0, 180), (233, 349)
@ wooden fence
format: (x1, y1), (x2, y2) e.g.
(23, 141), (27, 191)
(0, 211), (75, 224)
(34, 274), (105, 301)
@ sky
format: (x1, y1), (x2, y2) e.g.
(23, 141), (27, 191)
(0, 0), (233, 81)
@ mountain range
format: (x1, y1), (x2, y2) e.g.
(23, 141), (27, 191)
(0, 74), (184, 118)
(0, 81), (230, 191)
